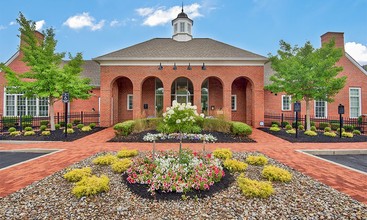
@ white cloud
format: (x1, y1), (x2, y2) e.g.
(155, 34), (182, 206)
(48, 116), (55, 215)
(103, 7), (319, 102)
(63, 12), (105, 31)
(136, 3), (202, 26)
(110, 20), (120, 27)
(9, 21), (16, 26)
(345, 42), (367, 65)
(35, 20), (45, 31)
(0, 25), (6, 30)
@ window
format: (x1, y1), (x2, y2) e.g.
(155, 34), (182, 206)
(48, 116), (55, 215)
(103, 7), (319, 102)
(349, 88), (361, 118)
(180, 22), (185, 32)
(127, 94), (133, 110)
(174, 23), (178, 34)
(315, 100), (327, 118)
(231, 95), (237, 111)
(187, 23), (191, 34)
(282, 95), (291, 111)
(4, 89), (49, 116)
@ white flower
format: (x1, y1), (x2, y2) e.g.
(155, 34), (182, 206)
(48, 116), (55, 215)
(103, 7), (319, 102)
(166, 107), (170, 111)
(200, 113), (205, 118)
(176, 119), (181, 124)
(162, 113), (167, 117)
(193, 106), (197, 110)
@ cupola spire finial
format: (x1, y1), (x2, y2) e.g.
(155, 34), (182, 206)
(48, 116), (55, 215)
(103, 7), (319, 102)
(181, 2), (184, 12)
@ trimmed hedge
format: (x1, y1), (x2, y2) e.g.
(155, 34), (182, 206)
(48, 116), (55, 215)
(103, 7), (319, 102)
(318, 122), (330, 130)
(114, 120), (135, 136)
(231, 122), (252, 136)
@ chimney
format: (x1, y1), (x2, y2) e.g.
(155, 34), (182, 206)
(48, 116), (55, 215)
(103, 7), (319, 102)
(20, 31), (44, 49)
(320, 32), (344, 52)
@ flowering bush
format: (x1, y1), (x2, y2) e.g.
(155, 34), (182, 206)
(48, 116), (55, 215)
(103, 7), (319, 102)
(162, 100), (201, 134)
(126, 149), (225, 195)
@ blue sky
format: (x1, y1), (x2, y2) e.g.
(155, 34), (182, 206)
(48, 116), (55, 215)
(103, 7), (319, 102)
(1, 0), (366, 65)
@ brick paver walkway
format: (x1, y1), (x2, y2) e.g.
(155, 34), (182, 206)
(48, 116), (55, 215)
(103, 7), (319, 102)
(0, 128), (366, 204)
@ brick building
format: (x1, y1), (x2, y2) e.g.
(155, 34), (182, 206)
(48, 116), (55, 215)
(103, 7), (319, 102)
(1, 10), (366, 128)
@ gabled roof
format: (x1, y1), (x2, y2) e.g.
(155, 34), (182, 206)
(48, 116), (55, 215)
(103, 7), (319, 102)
(61, 60), (100, 87)
(94, 38), (267, 61)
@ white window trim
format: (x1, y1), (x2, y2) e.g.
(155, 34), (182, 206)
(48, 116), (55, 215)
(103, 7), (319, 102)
(281, 95), (292, 111)
(127, 94), (133, 110)
(349, 87), (361, 118)
(231, 95), (237, 111)
(314, 100), (328, 118)
(3, 88), (49, 117)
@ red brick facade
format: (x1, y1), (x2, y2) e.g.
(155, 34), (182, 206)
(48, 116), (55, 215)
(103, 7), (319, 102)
(265, 32), (367, 119)
(1, 32), (366, 128)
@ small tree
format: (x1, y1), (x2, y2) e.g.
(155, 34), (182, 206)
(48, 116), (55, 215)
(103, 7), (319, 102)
(0, 13), (92, 130)
(265, 40), (346, 131)
(162, 101), (201, 156)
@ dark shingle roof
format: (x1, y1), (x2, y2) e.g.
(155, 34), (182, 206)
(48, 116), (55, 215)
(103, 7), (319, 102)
(62, 60), (100, 87)
(94, 38), (266, 61)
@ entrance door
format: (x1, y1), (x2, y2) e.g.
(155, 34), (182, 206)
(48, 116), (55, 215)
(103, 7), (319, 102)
(176, 94), (188, 104)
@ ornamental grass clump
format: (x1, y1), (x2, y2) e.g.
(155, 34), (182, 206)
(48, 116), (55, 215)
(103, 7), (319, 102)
(223, 159), (248, 172)
(304, 130), (317, 136)
(10, 131), (21, 136)
(117, 149), (139, 158)
(72, 175), (110, 198)
(126, 149), (225, 195)
(353, 130), (361, 135)
(262, 165), (292, 182)
(324, 131), (336, 137)
(77, 123), (84, 129)
(342, 132), (353, 138)
(213, 148), (233, 160)
(8, 127), (16, 133)
(41, 131), (51, 136)
(286, 129), (296, 134)
(81, 126), (92, 132)
(63, 128), (75, 134)
(111, 159), (132, 173)
(246, 155), (268, 166)
(63, 167), (92, 182)
(24, 131), (35, 136)
(237, 174), (274, 198)
(269, 126), (281, 132)
(324, 127), (331, 132)
(93, 154), (118, 165)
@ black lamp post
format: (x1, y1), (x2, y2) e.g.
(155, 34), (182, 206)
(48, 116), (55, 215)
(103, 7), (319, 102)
(294, 102), (301, 138)
(338, 104), (344, 138)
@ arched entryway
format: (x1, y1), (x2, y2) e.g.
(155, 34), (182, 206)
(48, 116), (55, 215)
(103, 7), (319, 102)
(141, 77), (164, 117)
(231, 77), (253, 125)
(171, 77), (194, 105)
(201, 77), (223, 116)
(111, 77), (133, 124)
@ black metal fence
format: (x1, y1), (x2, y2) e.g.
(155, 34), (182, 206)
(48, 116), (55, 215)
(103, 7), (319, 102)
(265, 113), (366, 133)
(0, 111), (100, 132)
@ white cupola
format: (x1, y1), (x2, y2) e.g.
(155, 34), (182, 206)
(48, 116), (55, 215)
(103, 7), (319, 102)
(172, 6), (193, 42)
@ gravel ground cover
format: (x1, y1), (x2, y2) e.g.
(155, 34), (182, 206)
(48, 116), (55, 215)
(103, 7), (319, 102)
(259, 128), (367, 143)
(0, 127), (105, 142)
(1, 151), (366, 219)
(109, 130), (256, 143)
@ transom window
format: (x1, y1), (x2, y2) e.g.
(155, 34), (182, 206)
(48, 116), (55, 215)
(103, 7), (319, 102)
(281, 95), (291, 111)
(4, 89), (49, 116)
(349, 88), (361, 118)
(314, 100), (327, 118)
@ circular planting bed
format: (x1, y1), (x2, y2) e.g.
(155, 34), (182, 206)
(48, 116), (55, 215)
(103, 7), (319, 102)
(1, 150), (366, 219)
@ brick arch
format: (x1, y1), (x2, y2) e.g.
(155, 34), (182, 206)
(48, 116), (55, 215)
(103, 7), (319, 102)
(231, 76), (253, 125)
(170, 77), (194, 105)
(201, 76), (224, 116)
(141, 76), (164, 117)
(111, 76), (133, 124)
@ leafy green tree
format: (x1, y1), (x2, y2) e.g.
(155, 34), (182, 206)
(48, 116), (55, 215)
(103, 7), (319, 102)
(0, 13), (92, 130)
(265, 40), (346, 131)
